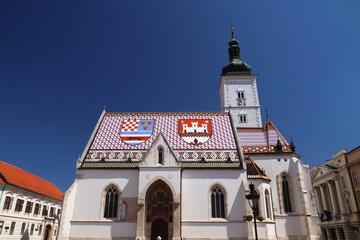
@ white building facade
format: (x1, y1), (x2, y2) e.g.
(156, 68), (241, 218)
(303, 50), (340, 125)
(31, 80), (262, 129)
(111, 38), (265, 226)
(0, 161), (63, 240)
(59, 31), (320, 240)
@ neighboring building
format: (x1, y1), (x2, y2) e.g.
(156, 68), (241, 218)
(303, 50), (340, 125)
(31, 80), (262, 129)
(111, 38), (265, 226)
(311, 149), (360, 239)
(58, 30), (320, 240)
(346, 147), (360, 235)
(0, 161), (63, 240)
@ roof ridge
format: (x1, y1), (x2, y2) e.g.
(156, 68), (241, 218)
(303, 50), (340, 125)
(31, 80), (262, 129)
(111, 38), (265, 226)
(106, 111), (228, 115)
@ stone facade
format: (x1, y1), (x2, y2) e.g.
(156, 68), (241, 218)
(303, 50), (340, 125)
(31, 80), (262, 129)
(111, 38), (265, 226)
(311, 148), (360, 239)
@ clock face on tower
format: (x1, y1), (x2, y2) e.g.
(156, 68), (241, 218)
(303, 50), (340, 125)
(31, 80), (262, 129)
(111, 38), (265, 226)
(238, 98), (246, 106)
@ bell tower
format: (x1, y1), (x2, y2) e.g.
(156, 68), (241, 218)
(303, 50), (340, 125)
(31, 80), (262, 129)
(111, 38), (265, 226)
(219, 27), (262, 128)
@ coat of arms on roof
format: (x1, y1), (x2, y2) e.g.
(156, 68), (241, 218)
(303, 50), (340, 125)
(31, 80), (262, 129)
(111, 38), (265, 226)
(178, 119), (212, 145)
(120, 119), (155, 146)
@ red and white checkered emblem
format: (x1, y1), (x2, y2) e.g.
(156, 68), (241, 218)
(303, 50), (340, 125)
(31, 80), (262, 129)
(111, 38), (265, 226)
(120, 119), (155, 145)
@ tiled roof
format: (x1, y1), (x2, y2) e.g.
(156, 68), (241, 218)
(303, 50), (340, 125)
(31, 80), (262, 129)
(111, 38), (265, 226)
(181, 161), (242, 168)
(0, 161), (63, 201)
(237, 120), (292, 153)
(246, 159), (270, 180)
(83, 112), (240, 165)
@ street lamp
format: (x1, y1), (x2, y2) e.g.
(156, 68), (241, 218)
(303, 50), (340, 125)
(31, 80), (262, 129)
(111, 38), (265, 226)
(245, 183), (260, 240)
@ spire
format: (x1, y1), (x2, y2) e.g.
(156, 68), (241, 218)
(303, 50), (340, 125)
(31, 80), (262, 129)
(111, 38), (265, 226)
(275, 139), (283, 152)
(289, 135), (296, 152)
(221, 26), (251, 75)
(231, 24), (234, 40)
(228, 27), (240, 62)
(265, 108), (269, 123)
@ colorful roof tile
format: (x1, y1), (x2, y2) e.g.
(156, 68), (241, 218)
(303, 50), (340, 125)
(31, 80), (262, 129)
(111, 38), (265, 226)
(0, 161), (63, 201)
(83, 112), (240, 164)
(237, 120), (292, 153)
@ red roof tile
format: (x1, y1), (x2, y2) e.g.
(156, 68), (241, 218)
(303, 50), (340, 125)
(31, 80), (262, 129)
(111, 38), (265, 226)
(0, 161), (63, 201)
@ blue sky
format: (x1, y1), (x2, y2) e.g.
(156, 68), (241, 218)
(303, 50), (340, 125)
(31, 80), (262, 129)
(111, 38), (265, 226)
(1, 1), (359, 192)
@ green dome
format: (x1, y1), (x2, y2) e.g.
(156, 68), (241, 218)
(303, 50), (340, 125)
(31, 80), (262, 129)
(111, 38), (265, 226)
(221, 33), (251, 75)
(222, 59), (251, 75)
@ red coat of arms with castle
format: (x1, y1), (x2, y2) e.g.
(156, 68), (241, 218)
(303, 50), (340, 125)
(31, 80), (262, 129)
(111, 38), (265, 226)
(178, 119), (212, 145)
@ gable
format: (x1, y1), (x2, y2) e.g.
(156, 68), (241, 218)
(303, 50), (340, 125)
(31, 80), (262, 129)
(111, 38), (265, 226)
(237, 120), (293, 153)
(311, 165), (337, 181)
(140, 132), (180, 167)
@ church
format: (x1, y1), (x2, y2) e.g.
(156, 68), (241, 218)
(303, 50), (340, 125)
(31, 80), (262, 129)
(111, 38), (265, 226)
(58, 30), (320, 240)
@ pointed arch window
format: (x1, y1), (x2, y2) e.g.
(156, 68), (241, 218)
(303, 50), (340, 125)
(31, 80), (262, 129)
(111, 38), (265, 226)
(158, 147), (164, 165)
(104, 186), (119, 219)
(265, 189), (272, 219)
(282, 176), (292, 212)
(211, 185), (225, 218)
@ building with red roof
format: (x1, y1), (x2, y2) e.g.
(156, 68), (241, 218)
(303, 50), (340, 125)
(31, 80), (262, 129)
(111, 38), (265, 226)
(0, 161), (63, 239)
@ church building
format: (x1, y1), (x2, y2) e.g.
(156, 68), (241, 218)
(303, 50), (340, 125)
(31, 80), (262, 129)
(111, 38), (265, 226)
(58, 30), (320, 240)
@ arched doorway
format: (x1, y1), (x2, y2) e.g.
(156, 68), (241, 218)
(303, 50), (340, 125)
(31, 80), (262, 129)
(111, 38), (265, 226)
(145, 180), (173, 240)
(151, 218), (168, 240)
(43, 225), (51, 240)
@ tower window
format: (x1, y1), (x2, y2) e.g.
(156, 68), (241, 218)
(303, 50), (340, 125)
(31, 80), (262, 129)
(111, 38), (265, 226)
(237, 91), (246, 106)
(239, 114), (247, 123)
(237, 91), (245, 99)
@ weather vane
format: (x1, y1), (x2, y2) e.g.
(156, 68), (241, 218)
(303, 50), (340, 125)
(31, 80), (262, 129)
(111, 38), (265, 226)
(231, 23), (234, 39)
